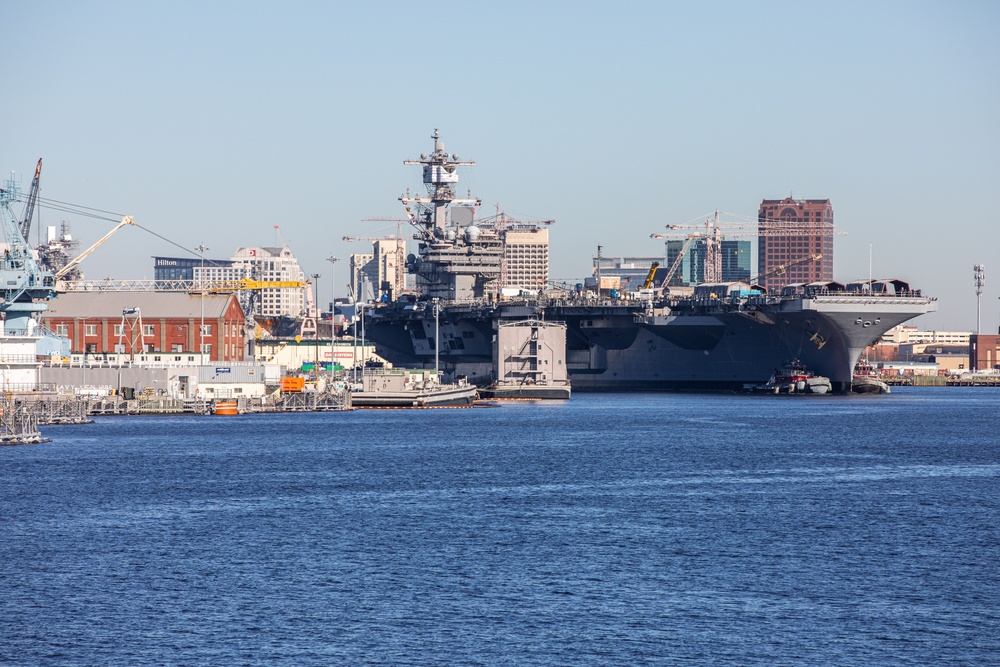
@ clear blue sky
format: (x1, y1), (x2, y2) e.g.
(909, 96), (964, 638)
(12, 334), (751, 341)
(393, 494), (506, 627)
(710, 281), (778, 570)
(4, 1), (998, 330)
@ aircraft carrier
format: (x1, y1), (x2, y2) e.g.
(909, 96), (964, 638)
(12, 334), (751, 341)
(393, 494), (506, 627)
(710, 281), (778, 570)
(361, 131), (937, 393)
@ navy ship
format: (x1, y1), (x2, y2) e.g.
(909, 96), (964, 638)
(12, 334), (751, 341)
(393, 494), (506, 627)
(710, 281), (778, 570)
(361, 131), (937, 393)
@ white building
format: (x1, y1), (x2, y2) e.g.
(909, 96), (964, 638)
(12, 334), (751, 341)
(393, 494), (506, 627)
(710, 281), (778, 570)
(349, 239), (405, 301)
(881, 325), (971, 346)
(503, 228), (549, 291)
(193, 246), (305, 319)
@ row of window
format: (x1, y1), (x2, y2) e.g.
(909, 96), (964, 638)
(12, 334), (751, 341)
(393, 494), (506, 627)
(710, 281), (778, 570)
(53, 323), (250, 337)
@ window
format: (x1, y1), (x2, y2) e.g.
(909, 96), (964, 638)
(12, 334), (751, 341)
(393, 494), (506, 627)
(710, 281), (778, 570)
(143, 325), (155, 336)
(114, 325), (124, 336)
(55, 324), (69, 336)
(85, 324), (97, 336)
(172, 344), (183, 353)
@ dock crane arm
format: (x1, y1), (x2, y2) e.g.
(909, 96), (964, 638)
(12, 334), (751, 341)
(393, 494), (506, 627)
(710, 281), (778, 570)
(19, 158), (42, 241)
(654, 233), (700, 292)
(749, 253), (822, 285)
(641, 261), (660, 290)
(54, 216), (136, 280)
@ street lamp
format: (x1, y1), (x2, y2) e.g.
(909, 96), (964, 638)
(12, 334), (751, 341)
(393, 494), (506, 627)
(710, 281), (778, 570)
(432, 297), (440, 378)
(80, 317), (88, 390)
(196, 244), (209, 361)
(327, 255), (338, 374)
(312, 272), (321, 378)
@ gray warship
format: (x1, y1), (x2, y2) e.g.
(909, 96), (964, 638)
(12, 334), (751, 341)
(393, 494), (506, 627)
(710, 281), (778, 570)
(362, 131), (937, 393)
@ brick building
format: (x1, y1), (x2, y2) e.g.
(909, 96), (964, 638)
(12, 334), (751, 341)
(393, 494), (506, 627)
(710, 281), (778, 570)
(44, 292), (246, 362)
(970, 334), (1000, 371)
(758, 197), (834, 292)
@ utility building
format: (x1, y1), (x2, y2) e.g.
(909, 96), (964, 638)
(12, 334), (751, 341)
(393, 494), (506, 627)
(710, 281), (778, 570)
(758, 197), (834, 292)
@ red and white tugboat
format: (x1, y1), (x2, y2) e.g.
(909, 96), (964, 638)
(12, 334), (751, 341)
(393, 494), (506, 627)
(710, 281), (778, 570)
(761, 359), (832, 394)
(852, 362), (891, 394)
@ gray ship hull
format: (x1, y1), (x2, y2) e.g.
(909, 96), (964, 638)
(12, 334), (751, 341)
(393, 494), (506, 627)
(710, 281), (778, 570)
(364, 293), (937, 393)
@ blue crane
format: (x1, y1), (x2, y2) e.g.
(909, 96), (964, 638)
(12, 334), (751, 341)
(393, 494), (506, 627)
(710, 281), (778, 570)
(0, 166), (56, 335)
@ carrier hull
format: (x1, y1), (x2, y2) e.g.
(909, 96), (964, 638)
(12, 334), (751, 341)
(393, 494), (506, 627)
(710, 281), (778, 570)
(363, 293), (937, 393)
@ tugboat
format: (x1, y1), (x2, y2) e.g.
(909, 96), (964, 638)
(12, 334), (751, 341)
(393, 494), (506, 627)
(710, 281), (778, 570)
(852, 362), (891, 394)
(759, 359), (832, 394)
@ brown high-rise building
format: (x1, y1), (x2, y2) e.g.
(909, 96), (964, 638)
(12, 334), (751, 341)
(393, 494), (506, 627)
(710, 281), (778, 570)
(757, 197), (834, 292)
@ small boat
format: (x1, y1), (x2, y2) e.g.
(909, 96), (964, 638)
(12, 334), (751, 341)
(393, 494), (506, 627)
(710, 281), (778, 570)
(214, 399), (239, 415)
(852, 363), (890, 394)
(757, 359), (832, 395)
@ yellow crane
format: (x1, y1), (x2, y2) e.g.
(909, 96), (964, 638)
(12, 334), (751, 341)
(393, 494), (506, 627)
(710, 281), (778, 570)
(641, 261), (660, 290)
(207, 278), (304, 292)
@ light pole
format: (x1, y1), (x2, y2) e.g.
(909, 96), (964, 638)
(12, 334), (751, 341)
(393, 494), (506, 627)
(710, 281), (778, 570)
(196, 244), (209, 362)
(312, 272), (321, 378)
(432, 297), (440, 379)
(974, 264), (985, 335)
(80, 317), (88, 389)
(327, 255), (338, 374)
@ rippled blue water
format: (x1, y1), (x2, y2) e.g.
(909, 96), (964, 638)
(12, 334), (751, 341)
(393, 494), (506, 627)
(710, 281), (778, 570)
(2, 387), (999, 665)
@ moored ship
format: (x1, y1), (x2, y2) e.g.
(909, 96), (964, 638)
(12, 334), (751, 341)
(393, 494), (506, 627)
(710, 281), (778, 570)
(360, 131), (937, 393)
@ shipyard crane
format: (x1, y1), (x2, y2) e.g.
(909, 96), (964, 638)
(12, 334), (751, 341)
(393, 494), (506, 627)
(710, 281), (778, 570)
(663, 209), (847, 236)
(651, 223), (829, 289)
(749, 253), (822, 285)
(641, 261), (660, 290)
(0, 168), (56, 333)
(54, 215), (137, 285)
(652, 233), (702, 291)
(207, 277), (304, 292)
(19, 158), (42, 242)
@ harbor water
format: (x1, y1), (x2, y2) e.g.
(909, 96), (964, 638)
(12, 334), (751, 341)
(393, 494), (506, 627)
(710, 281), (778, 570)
(2, 388), (998, 665)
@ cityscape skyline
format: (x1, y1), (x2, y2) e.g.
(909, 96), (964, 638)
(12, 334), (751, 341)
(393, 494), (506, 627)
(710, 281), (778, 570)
(3, 2), (997, 331)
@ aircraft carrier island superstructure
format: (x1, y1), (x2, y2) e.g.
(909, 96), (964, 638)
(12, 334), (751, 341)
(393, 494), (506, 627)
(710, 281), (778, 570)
(361, 131), (937, 393)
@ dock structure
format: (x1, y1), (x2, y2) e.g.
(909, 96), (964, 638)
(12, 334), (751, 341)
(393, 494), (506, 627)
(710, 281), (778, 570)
(0, 396), (51, 444)
(946, 375), (1000, 387)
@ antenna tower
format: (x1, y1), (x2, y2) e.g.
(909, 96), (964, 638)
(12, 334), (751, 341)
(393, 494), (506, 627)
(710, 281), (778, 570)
(974, 264), (985, 334)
